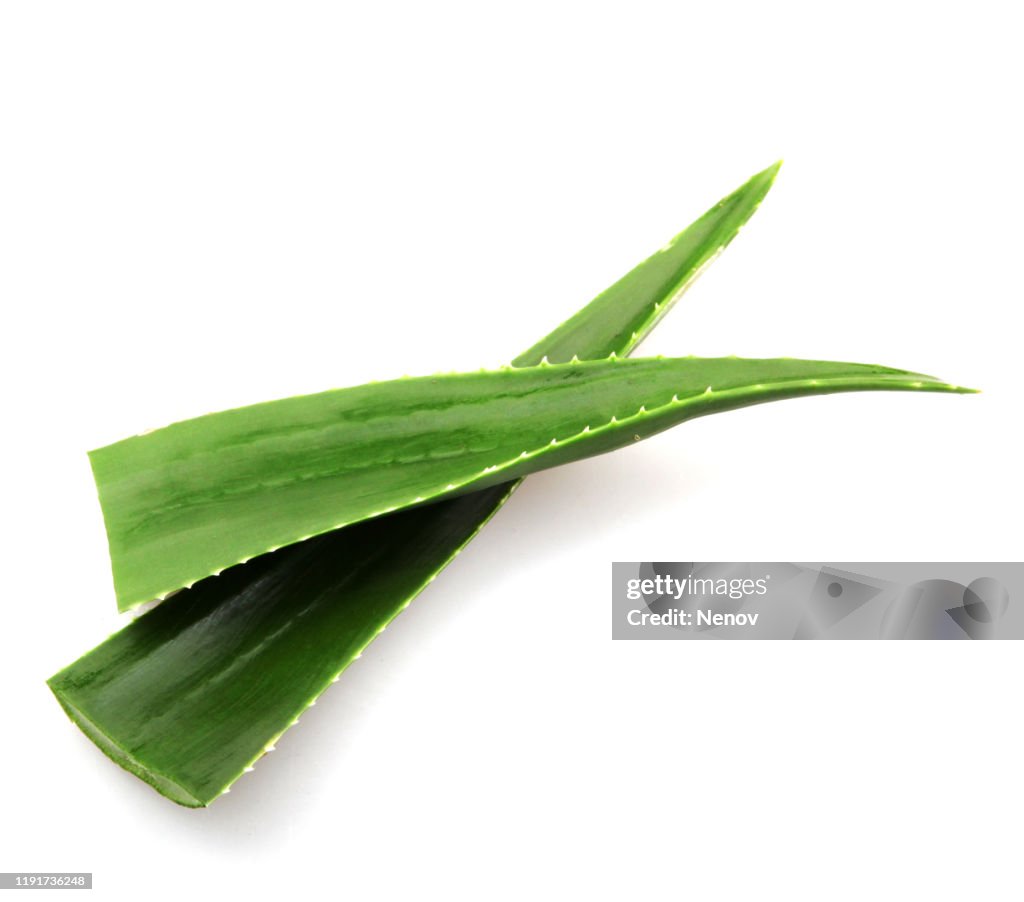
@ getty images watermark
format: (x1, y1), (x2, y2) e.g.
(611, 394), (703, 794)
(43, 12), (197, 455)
(612, 563), (1023, 639)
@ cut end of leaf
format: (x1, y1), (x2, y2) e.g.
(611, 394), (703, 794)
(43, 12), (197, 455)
(47, 679), (208, 807)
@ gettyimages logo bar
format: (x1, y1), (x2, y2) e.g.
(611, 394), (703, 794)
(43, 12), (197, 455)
(611, 563), (1023, 640)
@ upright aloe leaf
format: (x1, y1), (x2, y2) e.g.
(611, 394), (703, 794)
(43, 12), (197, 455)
(51, 164), (783, 805)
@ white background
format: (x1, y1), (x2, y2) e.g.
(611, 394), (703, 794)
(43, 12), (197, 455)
(2, 2), (1022, 899)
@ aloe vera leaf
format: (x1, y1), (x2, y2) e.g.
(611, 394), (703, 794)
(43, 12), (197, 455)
(97, 354), (969, 612)
(49, 495), (517, 808)
(52, 360), (971, 806)
(51, 165), (783, 805)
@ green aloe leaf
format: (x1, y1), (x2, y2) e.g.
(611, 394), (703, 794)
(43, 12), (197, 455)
(49, 163), (783, 805)
(94, 357), (970, 612)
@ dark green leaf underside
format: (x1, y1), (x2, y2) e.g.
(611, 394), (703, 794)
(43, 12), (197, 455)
(50, 491), (513, 807)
